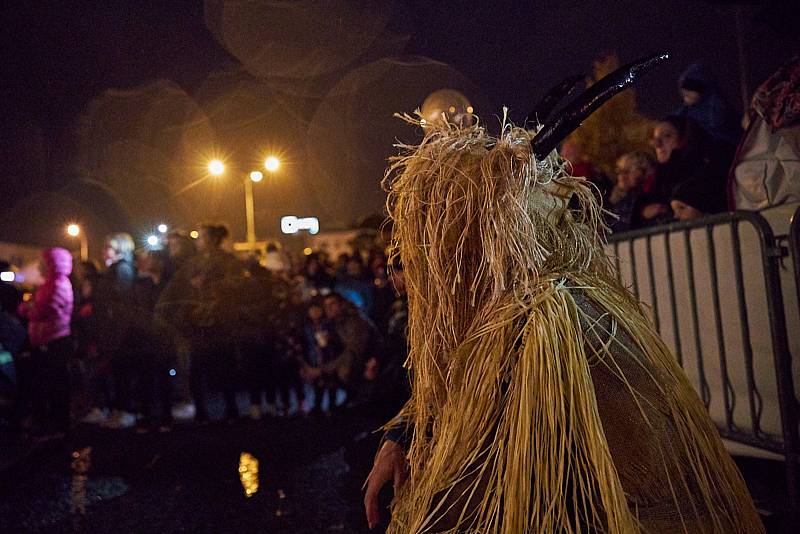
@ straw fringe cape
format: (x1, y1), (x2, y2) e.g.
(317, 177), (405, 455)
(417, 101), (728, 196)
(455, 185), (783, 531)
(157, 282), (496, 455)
(382, 116), (764, 534)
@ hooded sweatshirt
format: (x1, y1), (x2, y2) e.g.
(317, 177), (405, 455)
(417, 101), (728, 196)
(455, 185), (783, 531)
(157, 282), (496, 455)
(677, 62), (741, 145)
(18, 248), (74, 346)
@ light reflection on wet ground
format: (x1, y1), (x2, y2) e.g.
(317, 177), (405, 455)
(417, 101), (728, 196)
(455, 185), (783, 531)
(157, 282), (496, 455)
(0, 404), (385, 533)
(69, 446), (91, 531)
(0, 444), (128, 533)
(238, 451), (259, 498)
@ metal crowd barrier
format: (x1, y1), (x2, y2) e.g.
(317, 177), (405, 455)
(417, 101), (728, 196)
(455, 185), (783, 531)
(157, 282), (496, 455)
(607, 210), (799, 519)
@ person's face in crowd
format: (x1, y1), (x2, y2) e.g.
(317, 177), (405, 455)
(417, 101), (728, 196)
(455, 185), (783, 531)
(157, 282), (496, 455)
(681, 89), (702, 106)
(670, 199), (704, 221)
(346, 259), (363, 278)
(144, 256), (163, 280)
(308, 304), (323, 322)
(370, 257), (386, 278)
(135, 253), (149, 273)
(323, 297), (343, 320)
(652, 122), (685, 164)
(103, 245), (120, 266)
(167, 237), (187, 258)
(80, 279), (93, 300)
(615, 156), (645, 191)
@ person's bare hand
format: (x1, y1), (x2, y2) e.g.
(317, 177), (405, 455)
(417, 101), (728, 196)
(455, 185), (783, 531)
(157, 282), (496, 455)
(641, 202), (668, 220)
(364, 439), (408, 529)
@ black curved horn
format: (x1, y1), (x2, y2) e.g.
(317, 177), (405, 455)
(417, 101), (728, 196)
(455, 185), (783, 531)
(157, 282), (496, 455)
(531, 52), (670, 160)
(526, 74), (584, 126)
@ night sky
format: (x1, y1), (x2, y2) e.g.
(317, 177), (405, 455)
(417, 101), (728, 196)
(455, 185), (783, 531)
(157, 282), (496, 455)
(1, 1), (797, 252)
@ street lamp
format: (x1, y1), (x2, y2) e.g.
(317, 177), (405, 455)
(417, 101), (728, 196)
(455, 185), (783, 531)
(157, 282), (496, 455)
(66, 224), (88, 262)
(264, 156), (280, 173)
(208, 159), (225, 176)
(243, 157), (280, 245)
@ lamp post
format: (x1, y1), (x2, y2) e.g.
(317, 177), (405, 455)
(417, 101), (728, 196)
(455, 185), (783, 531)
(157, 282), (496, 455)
(244, 157), (280, 246)
(66, 224), (88, 262)
(245, 171), (263, 245)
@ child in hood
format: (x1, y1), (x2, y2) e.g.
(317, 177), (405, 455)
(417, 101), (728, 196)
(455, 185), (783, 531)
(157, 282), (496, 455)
(18, 247), (74, 437)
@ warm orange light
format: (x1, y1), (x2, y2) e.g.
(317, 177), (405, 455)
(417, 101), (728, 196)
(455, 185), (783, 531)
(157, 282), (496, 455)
(190, 230), (199, 239)
(66, 224), (80, 237)
(208, 159), (225, 176)
(264, 156), (280, 172)
(249, 171), (264, 183)
(303, 247), (313, 256)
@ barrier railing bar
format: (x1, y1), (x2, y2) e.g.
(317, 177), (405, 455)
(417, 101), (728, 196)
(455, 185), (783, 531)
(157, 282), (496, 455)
(754, 208), (799, 521)
(706, 225), (735, 431)
(663, 232), (683, 366)
(628, 238), (640, 300)
(729, 219), (764, 439)
(684, 227), (711, 408)
(645, 234), (661, 334)
(791, 206), (800, 353)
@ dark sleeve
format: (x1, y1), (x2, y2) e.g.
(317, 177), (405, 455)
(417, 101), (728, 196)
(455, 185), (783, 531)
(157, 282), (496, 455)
(320, 316), (371, 382)
(115, 262), (136, 295)
(383, 416), (413, 450)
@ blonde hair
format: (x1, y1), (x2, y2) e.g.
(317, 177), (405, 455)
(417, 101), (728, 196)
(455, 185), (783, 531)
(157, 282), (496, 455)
(105, 232), (135, 261)
(618, 149), (655, 175)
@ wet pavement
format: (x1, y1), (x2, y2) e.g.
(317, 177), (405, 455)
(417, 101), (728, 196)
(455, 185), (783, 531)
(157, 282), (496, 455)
(1, 402), (792, 533)
(0, 404), (391, 533)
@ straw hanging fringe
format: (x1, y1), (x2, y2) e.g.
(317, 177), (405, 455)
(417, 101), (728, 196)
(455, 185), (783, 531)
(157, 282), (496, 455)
(382, 115), (764, 533)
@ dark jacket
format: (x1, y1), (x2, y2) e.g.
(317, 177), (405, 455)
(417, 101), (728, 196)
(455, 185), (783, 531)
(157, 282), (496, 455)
(322, 309), (378, 387)
(93, 259), (137, 354)
(607, 188), (645, 233)
(677, 62), (741, 146)
(645, 147), (727, 220)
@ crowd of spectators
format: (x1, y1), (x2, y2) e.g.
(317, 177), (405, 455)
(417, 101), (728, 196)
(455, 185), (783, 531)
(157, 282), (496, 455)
(571, 57), (799, 233)
(0, 225), (409, 441)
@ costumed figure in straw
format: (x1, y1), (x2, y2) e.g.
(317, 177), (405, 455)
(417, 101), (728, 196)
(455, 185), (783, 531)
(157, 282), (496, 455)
(364, 53), (764, 533)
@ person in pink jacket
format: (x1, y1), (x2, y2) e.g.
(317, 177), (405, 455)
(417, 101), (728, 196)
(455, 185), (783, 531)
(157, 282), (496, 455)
(18, 247), (74, 437)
